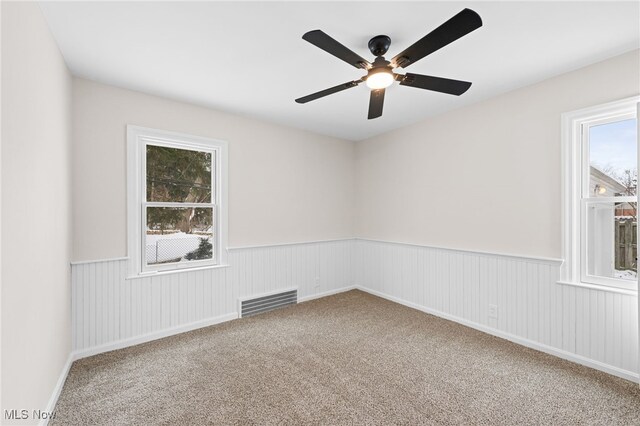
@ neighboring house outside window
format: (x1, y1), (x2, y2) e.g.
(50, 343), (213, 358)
(561, 96), (638, 292)
(127, 126), (228, 276)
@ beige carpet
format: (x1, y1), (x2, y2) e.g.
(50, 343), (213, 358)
(52, 290), (640, 425)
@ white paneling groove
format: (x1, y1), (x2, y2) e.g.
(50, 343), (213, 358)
(353, 239), (638, 382)
(71, 239), (354, 357)
(71, 238), (637, 383)
(355, 285), (637, 382)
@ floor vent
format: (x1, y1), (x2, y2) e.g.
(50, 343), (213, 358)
(240, 289), (297, 318)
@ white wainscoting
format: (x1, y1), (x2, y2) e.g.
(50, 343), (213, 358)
(71, 239), (354, 357)
(353, 239), (639, 381)
(71, 237), (638, 382)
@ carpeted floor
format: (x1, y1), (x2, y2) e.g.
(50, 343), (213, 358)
(52, 290), (640, 425)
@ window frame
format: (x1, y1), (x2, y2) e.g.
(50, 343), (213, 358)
(560, 96), (639, 293)
(127, 125), (228, 277)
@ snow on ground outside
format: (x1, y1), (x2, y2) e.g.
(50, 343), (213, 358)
(614, 269), (637, 280)
(146, 232), (211, 264)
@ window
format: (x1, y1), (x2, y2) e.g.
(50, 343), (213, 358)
(561, 97), (638, 292)
(127, 126), (228, 276)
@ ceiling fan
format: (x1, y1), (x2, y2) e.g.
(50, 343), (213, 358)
(295, 8), (482, 119)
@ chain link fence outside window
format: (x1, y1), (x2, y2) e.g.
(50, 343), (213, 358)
(146, 233), (212, 265)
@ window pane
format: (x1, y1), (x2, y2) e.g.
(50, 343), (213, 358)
(146, 207), (214, 265)
(146, 145), (213, 203)
(585, 201), (637, 281)
(589, 118), (637, 198)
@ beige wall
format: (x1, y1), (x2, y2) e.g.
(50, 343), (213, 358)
(355, 50), (640, 259)
(1, 2), (72, 422)
(72, 79), (355, 261)
(69, 47), (640, 262)
(0, 1), (635, 417)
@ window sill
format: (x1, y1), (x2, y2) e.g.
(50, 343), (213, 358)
(556, 280), (637, 296)
(126, 263), (230, 280)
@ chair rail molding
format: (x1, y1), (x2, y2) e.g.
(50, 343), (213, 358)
(69, 237), (638, 383)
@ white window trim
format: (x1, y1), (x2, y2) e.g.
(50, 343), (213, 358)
(559, 96), (639, 294)
(127, 125), (228, 278)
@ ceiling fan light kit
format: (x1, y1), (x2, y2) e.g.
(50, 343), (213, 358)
(295, 8), (483, 120)
(365, 65), (394, 90)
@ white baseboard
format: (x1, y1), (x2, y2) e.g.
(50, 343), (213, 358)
(45, 286), (356, 420)
(41, 353), (73, 426)
(45, 283), (636, 424)
(71, 312), (239, 361)
(354, 285), (639, 383)
(298, 285), (356, 303)
(72, 285), (357, 360)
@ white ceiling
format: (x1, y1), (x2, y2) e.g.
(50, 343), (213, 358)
(39, 1), (639, 141)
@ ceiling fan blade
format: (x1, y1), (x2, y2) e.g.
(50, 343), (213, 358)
(391, 8), (482, 69)
(295, 80), (362, 104)
(398, 73), (472, 95)
(303, 30), (371, 69)
(368, 89), (385, 119)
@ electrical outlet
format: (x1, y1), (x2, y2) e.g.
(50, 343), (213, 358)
(488, 304), (498, 319)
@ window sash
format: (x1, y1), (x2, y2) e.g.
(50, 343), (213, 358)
(141, 141), (219, 273)
(579, 112), (637, 289)
(580, 111), (636, 199)
(559, 96), (639, 292)
(127, 125), (228, 278)
(144, 202), (216, 208)
(142, 205), (217, 272)
(580, 197), (637, 290)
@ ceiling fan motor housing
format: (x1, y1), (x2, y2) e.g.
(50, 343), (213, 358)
(366, 57), (393, 82)
(368, 35), (391, 57)
(370, 56), (391, 69)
